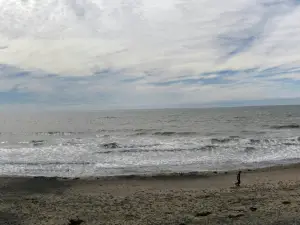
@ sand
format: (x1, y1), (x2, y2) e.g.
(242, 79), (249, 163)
(2, 164), (300, 225)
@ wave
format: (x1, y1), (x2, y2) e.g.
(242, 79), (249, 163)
(95, 136), (300, 155)
(101, 142), (120, 149)
(234, 116), (247, 119)
(101, 142), (161, 149)
(200, 145), (217, 150)
(241, 130), (266, 135)
(283, 143), (298, 146)
(96, 145), (218, 154)
(244, 146), (256, 153)
(96, 149), (183, 154)
(166, 119), (178, 122)
(30, 140), (46, 146)
(130, 131), (198, 136)
(1, 161), (93, 166)
(99, 143), (162, 151)
(229, 135), (240, 139)
(96, 128), (157, 134)
(249, 139), (260, 144)
(125, 144), (161, 148)
(270, 124), (300, 129)
(97, 171), (212, 180)
(134, 129), (156, 132)
(61, 139), (82, 146)
(211, 137), (237, 144)
(35, 131), (85, 136)
(152, 131), (198, 136)
(131, 132), (149, 136)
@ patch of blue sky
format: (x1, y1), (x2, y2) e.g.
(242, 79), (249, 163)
(219, 35), (257, 59)
(121, 77), (145, 83)
(255, 66), (300, 78)
(150, 76), (232, 86)
(13, 71), (31, 78)
(268, 78), (300, 84)
(200, 68), (257, 77)
(93, 68), (128, 78)
(0, 91), (34, 104)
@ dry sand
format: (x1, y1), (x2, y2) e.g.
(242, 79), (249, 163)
(2, 164), (300, 225)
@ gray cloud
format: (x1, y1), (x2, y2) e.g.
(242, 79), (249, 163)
(0, 0), (300, 108)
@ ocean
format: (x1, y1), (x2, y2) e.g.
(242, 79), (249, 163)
(0, 105), (300, 177)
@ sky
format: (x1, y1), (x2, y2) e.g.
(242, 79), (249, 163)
(0, 0), (300, 110)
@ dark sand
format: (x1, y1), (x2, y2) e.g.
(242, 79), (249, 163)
(2, 164), (300, 225)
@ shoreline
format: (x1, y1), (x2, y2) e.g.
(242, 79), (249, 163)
(2, 163), (300, 224)
(2, 162), (300, 181)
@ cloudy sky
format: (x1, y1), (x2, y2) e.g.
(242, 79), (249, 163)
(0, 0), (300, 110)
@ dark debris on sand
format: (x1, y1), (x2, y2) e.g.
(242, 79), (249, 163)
(67, 217), (85, 225)
(195, 211), (212, 217)
(228, 213), (245, 219)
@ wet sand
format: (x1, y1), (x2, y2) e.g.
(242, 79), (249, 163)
(2, 164), (300, 225)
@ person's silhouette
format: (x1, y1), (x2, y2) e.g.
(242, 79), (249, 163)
(235, 171), (241, 187)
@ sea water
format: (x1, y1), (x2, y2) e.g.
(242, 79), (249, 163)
(0, 105), (300, 177)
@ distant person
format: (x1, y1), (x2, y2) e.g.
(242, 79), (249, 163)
(235, 171), (241, 187)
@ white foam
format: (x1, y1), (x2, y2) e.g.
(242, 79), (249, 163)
(1, 135), (300, 177)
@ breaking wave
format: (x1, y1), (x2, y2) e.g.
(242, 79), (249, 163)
(101, 142), (120, 149)
(1, 161), (93, 166)
(152, 131), (198, 136)
(211, 137), (239, 144)
(30, 140), (46, 146)
(270, 124), (300, 129)
(95, 145), (219, 154)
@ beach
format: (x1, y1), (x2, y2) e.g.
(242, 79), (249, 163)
(2, 164), (300, 225)
(0, 107), (300, 224)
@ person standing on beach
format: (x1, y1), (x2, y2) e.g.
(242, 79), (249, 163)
(235, 171), (241, 187)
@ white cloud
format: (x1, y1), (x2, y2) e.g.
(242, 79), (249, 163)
(0, 0), (300, 108)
